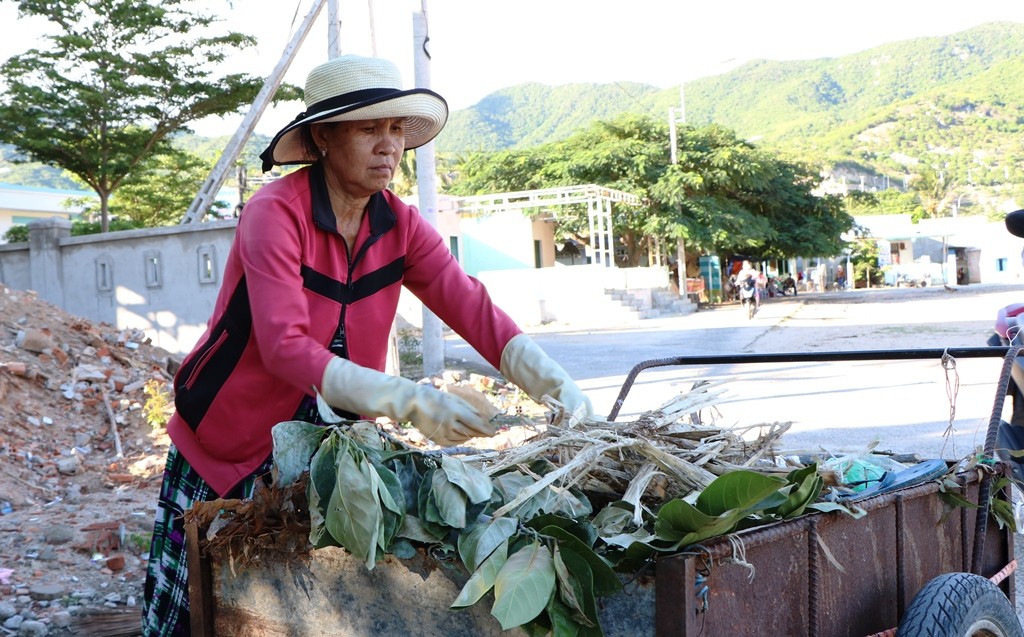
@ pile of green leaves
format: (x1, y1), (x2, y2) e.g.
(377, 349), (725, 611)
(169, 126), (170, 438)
(272, 420), (861, 636)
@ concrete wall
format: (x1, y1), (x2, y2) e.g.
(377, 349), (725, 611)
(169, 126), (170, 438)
(2, 217), (237, 355)
(0, 241), (31, 288)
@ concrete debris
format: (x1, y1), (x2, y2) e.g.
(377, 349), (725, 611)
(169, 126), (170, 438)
(0, 284), (178, 632)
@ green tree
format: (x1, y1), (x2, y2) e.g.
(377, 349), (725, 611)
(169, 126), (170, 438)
(0, 0), (275, 231)
(910, 166), (951, 218)
(653, 124), (852, 258)
(449, 115), (854, 265)
(450, 114), (670, 266)
(540, 114), (669, 266)
(105, 149), (228, 226)
(847, 225), (884, 287)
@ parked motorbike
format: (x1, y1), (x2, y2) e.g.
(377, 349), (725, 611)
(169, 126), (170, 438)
(990, 209), (1024, 483)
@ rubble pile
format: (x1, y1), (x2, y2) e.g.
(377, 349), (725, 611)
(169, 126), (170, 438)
(0, 284), (177, 635)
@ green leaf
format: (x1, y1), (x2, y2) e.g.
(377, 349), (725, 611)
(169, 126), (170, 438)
(653, 499), (714, 541)
(541, 526), (621, 597)
(391, 538), (417, 559)
(451, 539), (509, 608)
(326, 446), (382, 569)
(307, 433), (343, 548)
(271, 420), (326, 487)
(600, 528), (657, 550)
(652, 471), (792, 546)
(541, 486), (593, 518)
(937, 490), (980, 510)
(371, 461), (406, 515)
(592, 504), (634, 537)
(491, 541), (557, 630)
(367, 462), (403, 552)
(990, 498), (1017, 532)
(774, 474), (824, 519)
(521, 617), (553, 637)
(431, 468), (469, 528)
(525, 513), (597, 547)
(458, 517), (518, 572)
(349, 421), (384, 449)
(695, 470), (788, 516)
(553, 546), (593, 628)
(547, 596), (582, 637)
(441, 455), (494, 504)
(555, 544), (604, 635)
(419, 468), (445, 525)
(493, 471), (536, 504)
(395, 455), (423, 514)
(398, 514), (447, 543)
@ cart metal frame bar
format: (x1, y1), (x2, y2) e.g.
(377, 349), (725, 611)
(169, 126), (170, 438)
(608, 346), (1011, 421)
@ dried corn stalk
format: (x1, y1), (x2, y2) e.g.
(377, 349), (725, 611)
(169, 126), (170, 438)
(471, 380), (791, 511)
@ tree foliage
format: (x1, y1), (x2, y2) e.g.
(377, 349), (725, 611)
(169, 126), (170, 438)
(0, 0), (280, 231)
(105, 149), (228, 226)
(448, 114), (853, 265)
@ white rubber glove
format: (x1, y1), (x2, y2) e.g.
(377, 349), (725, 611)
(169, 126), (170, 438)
(499, 334), (593, 421)
(319, 357), (496, 446)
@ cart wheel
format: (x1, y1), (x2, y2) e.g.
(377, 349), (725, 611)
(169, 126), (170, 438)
(896, 572), (1022, 637)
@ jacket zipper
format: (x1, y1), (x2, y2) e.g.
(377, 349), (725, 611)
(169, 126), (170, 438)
(338, 229), (386, 356)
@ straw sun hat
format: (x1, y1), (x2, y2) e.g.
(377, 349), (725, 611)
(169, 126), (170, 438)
(259, 54), (448, 172)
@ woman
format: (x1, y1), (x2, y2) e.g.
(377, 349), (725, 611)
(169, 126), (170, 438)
(141, 54), (591, 636)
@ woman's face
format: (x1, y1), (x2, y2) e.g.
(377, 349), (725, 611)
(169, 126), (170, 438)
(313, 118), (406, 198)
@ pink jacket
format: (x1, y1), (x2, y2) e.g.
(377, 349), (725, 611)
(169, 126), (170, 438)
(168, 164), (521, 496)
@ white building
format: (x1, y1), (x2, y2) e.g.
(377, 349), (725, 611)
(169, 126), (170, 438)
(854, 214), (1023, 285)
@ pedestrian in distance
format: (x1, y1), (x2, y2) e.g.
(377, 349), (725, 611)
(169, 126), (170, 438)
(783, 274), (797, 296)
(736, 260), (761, 313)
(140, 54), (592, 636)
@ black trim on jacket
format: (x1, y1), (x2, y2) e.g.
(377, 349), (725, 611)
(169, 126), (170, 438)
(174, 277), (253, 431)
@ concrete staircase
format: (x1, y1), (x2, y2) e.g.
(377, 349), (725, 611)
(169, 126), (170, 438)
(604, 287), (698, 319)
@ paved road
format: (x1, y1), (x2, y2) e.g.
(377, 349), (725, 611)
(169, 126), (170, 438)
(447, 283), (1024, 459)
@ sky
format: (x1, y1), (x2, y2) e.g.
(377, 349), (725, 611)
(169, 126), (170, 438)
(2, 0), (1024, 138)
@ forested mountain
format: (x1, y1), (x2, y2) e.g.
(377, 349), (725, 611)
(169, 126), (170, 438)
(438, 82), (662, 152)
(437, 21), (1024, 211)
(440, 22), (1024, 153)
(0, 144), (79, 189)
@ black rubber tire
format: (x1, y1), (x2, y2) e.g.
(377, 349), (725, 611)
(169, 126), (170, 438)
(896, 572), (1023, 637)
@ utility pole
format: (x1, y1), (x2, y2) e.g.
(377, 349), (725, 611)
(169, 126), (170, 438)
(413, 2), (445, 377)
(669, 81), (688, 297)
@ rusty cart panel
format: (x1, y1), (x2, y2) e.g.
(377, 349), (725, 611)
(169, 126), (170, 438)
(656, 475), (1013, 636)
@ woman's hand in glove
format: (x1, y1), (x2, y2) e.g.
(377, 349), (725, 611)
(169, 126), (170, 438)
(319, 357), (496, 446)
(500, 333), (593, 421)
